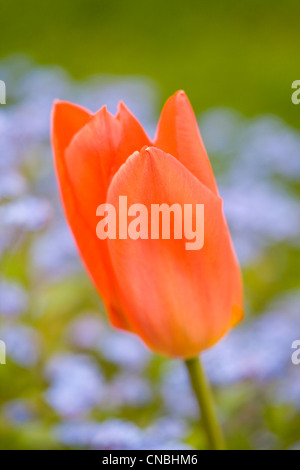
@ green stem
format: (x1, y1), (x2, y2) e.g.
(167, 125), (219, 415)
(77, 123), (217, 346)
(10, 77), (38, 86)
(185, 356), (226, 450)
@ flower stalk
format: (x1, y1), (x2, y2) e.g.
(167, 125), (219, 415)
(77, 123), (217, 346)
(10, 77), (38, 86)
(185, 356), (226, 450)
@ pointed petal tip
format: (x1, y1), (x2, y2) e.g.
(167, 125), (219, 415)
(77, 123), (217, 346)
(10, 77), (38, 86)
(51, 100), (72, 128)
(52, 100), (92, 120)
(116, 100), (131, 119)
(95, 103), (108, 115)
(176, 89), (187, 96)
(116, 100), (137, 120)
(51, 100), (92, 156)
(140, 145), (151, 153)
(173, 89), (189, 101)
(159, 90), (189, 113)
(52, 99), (79, 111)
(117, 100), (127, 111)
(140, 145), (163, 160)
(91, 104), (116, 124)
(51, 99), (65, 119)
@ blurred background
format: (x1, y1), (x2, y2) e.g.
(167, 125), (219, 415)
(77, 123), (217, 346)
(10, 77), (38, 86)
(0, 0), (300, 450)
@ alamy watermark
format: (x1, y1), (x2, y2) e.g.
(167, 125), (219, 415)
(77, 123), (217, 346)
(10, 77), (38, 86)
(291, 340), (300, 365)
(291, 80), (300, 105)
(96, 196), (205, 250)
(0, 80), (6, 104)
(0, 340), (6, 365)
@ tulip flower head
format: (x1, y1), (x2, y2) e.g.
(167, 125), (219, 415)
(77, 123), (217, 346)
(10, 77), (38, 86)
(51, 90), (243, 358)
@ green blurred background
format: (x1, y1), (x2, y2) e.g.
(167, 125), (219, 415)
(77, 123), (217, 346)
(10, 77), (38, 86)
(1, 0), (299, 126)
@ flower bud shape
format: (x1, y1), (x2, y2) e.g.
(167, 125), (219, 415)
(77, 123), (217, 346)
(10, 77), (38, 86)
(51, 91), (243, 358)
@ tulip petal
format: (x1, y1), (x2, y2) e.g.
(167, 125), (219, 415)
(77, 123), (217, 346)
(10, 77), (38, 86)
(231, 305), (244, 327)
(106, 147), (243, 358)
(155, 90), (218, 195)
(52, 101), (150, 329)
(51, 100), (92, 156)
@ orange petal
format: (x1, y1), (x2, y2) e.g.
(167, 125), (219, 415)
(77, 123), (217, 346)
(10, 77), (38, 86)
(106, 146), (243, 358)
(51, 101), (150, 329)
(51, 100), (92, 155)
(155, 90), (219, 195)
(231, 305), (244, 327)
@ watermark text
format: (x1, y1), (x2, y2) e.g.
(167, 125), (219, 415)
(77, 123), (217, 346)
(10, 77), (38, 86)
(292, 340), (300, 365)
(0, 80), (6, 104)
(96, 196), (204, 251)
(291, 80), (300, 105)
(0, 340), (6, 364)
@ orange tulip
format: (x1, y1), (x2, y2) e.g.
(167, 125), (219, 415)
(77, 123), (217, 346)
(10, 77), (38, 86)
(51, 90), (243, 358)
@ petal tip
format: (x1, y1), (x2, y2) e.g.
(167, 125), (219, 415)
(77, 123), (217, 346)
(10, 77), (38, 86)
(117, 100), (126, 111)
(116, 100), (131, 119)
(176, 89), (187, 96)
(174, 89), (189, 102)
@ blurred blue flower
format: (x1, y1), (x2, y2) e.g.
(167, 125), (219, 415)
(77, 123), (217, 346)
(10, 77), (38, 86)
(200, 108), (300, 181)
(55, 418), (190, 450)
(203, 292), (300, 384)
(238, 116), (300, 180)
(199, 108), (300, 264)
(199, 108), (244, 157)
(67, 313), (105, 350)
(275, 368), (300, 408)
(98, 329), (151, 371)
(44, 354), (104, 417)
(0, 197), (53, 233)
(2, 399), (35, 425)
(146, 417), (188, 442)
(91, 419), (144, 450)
(221, 181), (300, 264)
(160, 361), (198, 417)
(54, 421), (103, 448)
(0, 325), (40, 367)
(0, 279), (28, 318)
(0, 171), (27, 201)
(106, 373), (152, 408)
(30, 223), (80, 281)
